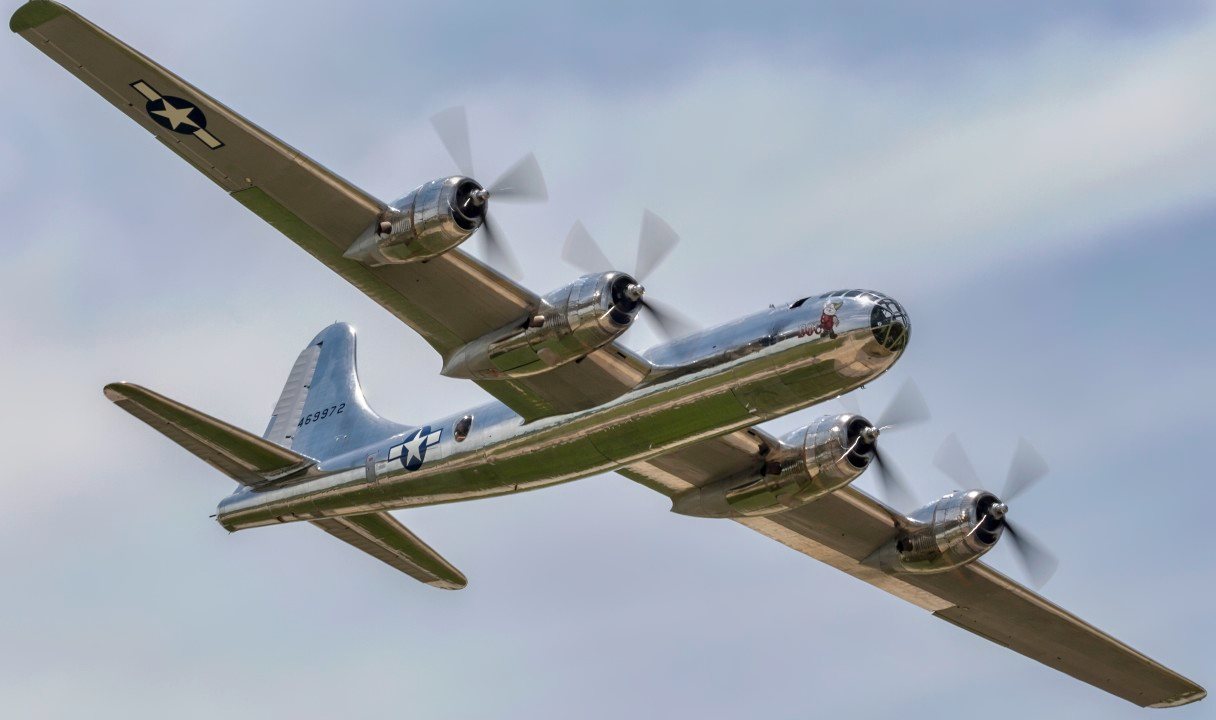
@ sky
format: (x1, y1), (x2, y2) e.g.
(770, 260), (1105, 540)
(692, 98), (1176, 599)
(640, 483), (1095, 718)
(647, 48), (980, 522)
(2, 0), (1213, 717)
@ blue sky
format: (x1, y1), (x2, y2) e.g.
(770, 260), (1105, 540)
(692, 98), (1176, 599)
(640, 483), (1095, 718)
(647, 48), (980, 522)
(2, 1), (1213, 717)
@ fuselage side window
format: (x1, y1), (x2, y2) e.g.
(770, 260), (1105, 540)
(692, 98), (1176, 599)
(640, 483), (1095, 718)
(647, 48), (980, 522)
(454, 415), (473, 442)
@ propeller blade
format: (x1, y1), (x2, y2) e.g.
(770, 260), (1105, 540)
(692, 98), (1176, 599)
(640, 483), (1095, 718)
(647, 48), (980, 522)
(634, 209), (681, 281)
(1003, 519), (1059, 589)
(1003, 437), (1049, 503)
(872, 446), (918, 509)
(430, 106), (475, 178)
(876, 378), (931, 430)
(488, 152), (548, 202)
(562, 221), (615, 275)
(480, 213), (523, 280)
(640, 296), (699, 341)
(836, 392), (861, 416)
(933, 433), (981, 489)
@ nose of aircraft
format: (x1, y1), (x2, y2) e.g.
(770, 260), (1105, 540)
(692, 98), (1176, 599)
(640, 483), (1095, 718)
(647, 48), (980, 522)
(795, 289), (909, 352)
(867, 291), (909, 352)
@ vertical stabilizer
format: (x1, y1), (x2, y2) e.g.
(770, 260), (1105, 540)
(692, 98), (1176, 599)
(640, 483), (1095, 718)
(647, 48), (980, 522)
(264, 323), (405, 461)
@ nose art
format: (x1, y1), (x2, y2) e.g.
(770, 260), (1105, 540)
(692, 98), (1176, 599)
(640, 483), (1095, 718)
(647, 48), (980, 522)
(869, 295), (909, 351)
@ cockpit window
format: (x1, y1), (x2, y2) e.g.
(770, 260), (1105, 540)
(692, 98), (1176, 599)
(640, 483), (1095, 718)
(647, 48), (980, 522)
(845, 290), (862, 298)
(789, 297), (810, 309)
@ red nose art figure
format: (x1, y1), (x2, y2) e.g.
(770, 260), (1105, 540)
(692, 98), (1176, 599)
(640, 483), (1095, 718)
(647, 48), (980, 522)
(816, 300), (842, 339)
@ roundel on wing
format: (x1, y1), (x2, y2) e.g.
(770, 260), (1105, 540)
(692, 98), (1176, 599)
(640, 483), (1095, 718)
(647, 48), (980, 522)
(145, 95), (209, 135)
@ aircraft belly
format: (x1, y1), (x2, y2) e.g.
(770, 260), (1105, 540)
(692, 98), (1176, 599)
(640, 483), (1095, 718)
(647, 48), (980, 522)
(769, 330), (877, 402)
(588, 391), (753, 463)
(729, 351), (792, 415)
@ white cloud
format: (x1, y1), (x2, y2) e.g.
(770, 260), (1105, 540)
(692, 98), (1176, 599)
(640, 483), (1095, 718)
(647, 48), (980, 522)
(1, 2), (1213, 718)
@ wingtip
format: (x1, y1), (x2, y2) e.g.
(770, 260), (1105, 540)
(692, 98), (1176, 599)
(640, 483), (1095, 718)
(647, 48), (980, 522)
(103, 381), (139, 402)
(427, 575), (468, 591)
(1148, 687), (1206, 708)
(10, 0), (66, 34)
(429, 566), (468, 590)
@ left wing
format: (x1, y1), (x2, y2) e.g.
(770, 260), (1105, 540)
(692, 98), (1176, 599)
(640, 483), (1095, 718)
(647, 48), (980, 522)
(11, 1), (647, 420)
(105, 382), (314, 489)
(620, 433), (1206, 708)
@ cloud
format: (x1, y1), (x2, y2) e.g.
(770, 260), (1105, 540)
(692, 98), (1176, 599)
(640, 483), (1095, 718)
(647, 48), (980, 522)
(335, 8), (1216, 338)
(2, 1), (1212, 718)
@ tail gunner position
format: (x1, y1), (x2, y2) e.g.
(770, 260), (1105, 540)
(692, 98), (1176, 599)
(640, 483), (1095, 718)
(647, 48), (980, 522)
(12, 1), (1204, 709)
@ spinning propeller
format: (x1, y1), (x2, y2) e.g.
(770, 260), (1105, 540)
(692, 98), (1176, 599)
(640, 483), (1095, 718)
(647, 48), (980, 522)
(934, 433), (1058, 588)
(561, 211), (699, 341)
(838, 380), (932, 509)
(430, 106), (549, 279)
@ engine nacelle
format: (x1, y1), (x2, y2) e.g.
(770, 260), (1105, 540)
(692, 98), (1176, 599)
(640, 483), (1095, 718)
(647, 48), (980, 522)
(441, 272), (644, 379)
(866, 490), (1004, 574)
(343, 176), (485, 266)
(671, 414), (875, 518)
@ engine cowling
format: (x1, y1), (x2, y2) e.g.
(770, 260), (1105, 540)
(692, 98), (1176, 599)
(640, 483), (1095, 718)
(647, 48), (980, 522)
(866, 490), (1004, 574)
(343, 176), (485, 266)
(671, 414), (875, 518)
(441, 271), (644, 379)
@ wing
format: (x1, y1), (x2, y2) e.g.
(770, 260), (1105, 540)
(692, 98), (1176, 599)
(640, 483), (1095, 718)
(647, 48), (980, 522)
(11, 1), (647, 420)
(620, 432), (1206, 709)
(310, 512), (466, 590)
(105, 382), (314, 489)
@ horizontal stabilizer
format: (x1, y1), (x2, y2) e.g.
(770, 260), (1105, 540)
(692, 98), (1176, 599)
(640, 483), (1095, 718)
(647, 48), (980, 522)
(105, 382), (314, 488)
(311, 513), (467, 590)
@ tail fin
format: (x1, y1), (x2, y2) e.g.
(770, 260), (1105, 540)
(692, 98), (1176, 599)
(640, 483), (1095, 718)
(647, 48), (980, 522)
(263, 323), (405, 461)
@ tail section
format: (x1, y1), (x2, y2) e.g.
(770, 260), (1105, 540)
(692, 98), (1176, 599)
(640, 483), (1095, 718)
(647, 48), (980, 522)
(263, 323), (406, 461)
(109, 322), (465, 588)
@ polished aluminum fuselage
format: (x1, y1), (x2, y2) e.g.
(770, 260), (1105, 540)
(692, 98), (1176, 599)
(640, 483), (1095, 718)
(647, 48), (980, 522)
(217, 290), (907, 530)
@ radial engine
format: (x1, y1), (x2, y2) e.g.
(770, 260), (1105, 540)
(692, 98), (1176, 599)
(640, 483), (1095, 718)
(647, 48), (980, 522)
(672, 413), (877, 518)
(865, 490), (1007, 574)
(442, 271), (646, 379)
(343, 176), (486, 266)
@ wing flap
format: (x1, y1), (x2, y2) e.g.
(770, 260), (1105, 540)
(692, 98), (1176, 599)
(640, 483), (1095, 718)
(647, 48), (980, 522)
(104, 382), (314, 488)
(310, 513), (467, 590)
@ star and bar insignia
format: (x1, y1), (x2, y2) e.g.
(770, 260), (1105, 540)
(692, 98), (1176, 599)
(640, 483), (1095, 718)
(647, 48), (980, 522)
(389, 426), (443, 472)
(130, 80), (224, 149)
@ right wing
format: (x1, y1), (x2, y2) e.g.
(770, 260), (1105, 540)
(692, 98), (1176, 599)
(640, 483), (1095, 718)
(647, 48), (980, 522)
(620, 431), (1206, 708)
(310, 512), (467, 590)
(11, 1), (648, 420)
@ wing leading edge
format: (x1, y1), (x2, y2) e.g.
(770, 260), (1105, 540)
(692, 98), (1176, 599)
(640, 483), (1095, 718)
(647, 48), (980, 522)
(620, 432), (1206, 708)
